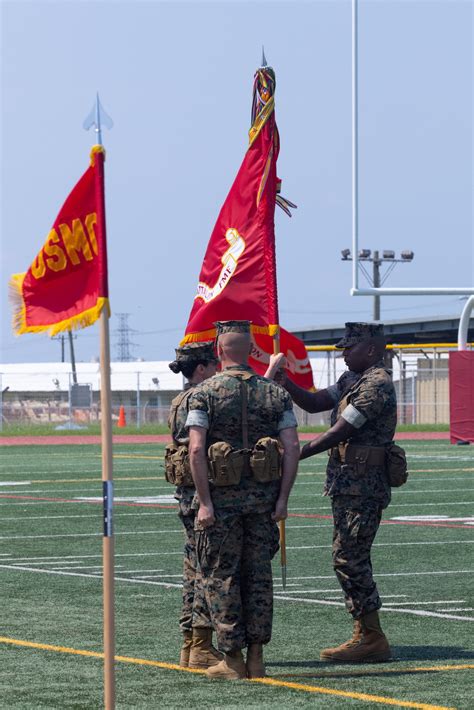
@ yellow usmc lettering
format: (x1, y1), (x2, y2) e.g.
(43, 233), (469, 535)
(59, 218), (94, 265)
(31, 212), (98, 280)
(44, 230), (67, 272)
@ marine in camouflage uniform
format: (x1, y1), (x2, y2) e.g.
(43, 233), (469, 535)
(299, 322), (396, 662)
(167, 342), (221, 668)
(186, 321), (300, 680)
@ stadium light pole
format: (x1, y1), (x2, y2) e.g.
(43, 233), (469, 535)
(341, 249), (415, 320)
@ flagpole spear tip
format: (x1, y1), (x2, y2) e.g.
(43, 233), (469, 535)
(261, 46), (268, 67)
(83, 93), (114, 147)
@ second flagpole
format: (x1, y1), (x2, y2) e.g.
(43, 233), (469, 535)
(84, 95), (115, 710)
(272, 327), (287, 591)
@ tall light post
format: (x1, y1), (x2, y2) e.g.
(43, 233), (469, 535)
(341, 249), (415, 320)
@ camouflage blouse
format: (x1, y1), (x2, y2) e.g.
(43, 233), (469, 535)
(325, 361), (396, 506)
(168, 383), (195, 510)
(168, 383), (194, 446)
(186, 364), (297, 449)
(341, 362), (397, 446)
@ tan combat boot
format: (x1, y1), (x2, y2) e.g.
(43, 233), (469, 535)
(246, 643), (265, 678)
(205, 650), (247, 680)
(321, 612), (391, 663)
(179, 630), (193, 667)
(188, 628), (223, 669)
(320, 619), (362, 661)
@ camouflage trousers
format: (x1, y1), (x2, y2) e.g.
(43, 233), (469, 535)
(178, 502), (213, 632)
(331, 495), (383, 619)
(195, 507), (280, 653)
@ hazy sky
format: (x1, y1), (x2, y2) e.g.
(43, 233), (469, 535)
(1, 0), (472, 365)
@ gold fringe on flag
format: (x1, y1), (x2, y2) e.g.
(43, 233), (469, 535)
(180, 323), (279, 346)
(9, 272), (110, 336)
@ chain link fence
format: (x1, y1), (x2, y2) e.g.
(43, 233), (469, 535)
(0, 354), (450, 431)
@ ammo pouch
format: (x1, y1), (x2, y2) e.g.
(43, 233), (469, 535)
(250, 437), (282, 483)
(164, 443), (194, 487)
(333, 442), (408, 487)
(386, 443), (408, 487)
(340, 444), (387, 478)
(207, 441), (248, 487)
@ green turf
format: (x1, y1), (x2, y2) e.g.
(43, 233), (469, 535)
(0, 440), (472, 708)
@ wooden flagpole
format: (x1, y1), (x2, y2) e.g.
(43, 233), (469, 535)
(100, 309), (115, 710)
(84, 94), (115, 710)
(273, 328), (287, 591)
(257, 50), (288, 593)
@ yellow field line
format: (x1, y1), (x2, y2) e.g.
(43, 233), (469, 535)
(0, 636), (463, 709)
(0, 636), (204, 674)
(249, 676), (457, 709)
(276, 663), (474, 678)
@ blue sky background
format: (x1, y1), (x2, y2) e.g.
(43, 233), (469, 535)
(1, 0), (472, 364)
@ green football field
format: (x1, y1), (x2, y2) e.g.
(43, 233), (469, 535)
(0, 440), (473, 709)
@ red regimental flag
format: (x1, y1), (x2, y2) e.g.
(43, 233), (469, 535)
(182, 66), (314, 391)
(10, 146), (109, 335)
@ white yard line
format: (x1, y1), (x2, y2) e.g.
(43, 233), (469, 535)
(0, 529), (182, 540)
(8, 560), (94, 567)
(287, 541), (474, 550)
(388, 502), (474, 508)
(54, 565), (120, 570)
(0, 512), (172, 521)
(0, 552), (180, 563)
(393, 477), (474, 482)
(271, 570), (474, 580)
(439, 608), (474, 612)
(380, 600), (466, 606)
(128, 572), (180, 577)
(273, 595), (474, 621)
(0, 485), (167, 495)
(0, 564), (182, 588)
(381, 607), (474, 621)
(392, 489), (474, 494)
(287, 502), (474, 511)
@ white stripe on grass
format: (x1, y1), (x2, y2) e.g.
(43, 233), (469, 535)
(439, 608), (474, 612)
(287, 541), (474, 550)
(391, 489), (474, 494)
(0, 502), (177, 513)
(0, 485), (171, 495)
(288, 502), (474, 510)
(0, 511), (175, 521)
(273, 595), (474, 621)
(271, 570), (474, 580)
(0, 552), (181, 563)
(7, 561), (472, 622)
(0, 564), (182, 587)
(323, 594), (408, 600)
(0, 529), (183, 540)
(379, 600), (466, 606)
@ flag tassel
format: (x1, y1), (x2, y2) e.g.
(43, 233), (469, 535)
(9, 272), (110, 337)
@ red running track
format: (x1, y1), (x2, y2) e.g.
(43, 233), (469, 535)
(0, 431), (450, 446)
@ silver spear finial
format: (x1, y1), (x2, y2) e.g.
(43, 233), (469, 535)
(83, 93), (113, 146)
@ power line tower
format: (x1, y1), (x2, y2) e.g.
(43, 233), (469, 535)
(113, 313), (138, 361)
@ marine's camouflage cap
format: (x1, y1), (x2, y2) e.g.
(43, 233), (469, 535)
(335, 322), (385, 348)
(173, 341), (217, 364)
(214, 320), (252, 336)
